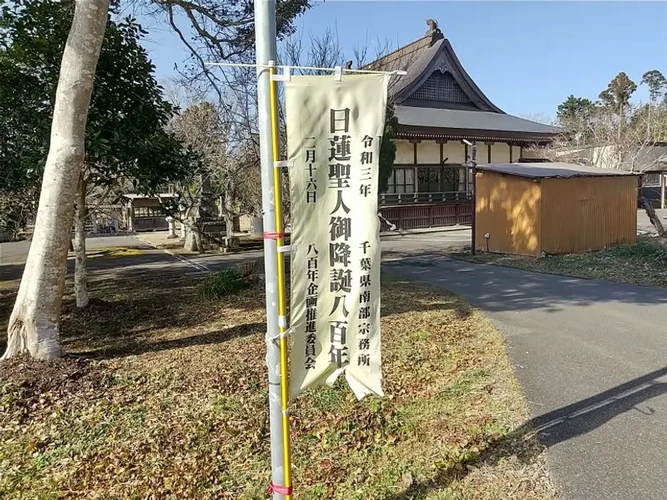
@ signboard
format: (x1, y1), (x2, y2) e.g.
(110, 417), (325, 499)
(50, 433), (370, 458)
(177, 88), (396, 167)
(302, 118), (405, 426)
(286, 74), (389, 400)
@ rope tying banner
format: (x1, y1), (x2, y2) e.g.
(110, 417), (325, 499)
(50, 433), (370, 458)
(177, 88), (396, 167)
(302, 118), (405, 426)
(263, 231), (285, 240)
(267, 482), (293, 495)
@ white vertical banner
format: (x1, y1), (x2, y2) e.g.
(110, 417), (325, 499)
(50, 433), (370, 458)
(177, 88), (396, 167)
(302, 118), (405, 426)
(286, 74), (388, 400)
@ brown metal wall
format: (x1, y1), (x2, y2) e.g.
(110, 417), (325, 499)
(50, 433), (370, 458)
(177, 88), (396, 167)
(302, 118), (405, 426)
(475, 171), (542, 256)
(541, 176), (637, 254)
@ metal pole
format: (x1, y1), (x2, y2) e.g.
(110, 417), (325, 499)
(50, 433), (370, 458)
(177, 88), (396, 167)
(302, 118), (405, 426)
(470, 141), (477, 255)
(254, 1), (286, 499)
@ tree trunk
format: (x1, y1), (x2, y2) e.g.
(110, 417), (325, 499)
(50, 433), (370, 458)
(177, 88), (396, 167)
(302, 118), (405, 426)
(224, 213), (235, 239)
(73, 178), (89, 308)
(640, 196), (667, 237)
(184, 218), (203, 253)
(3, 0), (109, 361)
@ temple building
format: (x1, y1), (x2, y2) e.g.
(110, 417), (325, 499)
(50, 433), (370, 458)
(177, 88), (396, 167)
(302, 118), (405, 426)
(370, 20), (559, 229)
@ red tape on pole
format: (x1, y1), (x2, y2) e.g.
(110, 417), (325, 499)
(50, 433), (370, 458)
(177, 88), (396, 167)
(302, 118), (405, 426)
(263, 231), (285, 240)
(267, 482), (293, 495)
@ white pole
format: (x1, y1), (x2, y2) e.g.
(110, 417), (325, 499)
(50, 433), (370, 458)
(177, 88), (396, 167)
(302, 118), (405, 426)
(661, 172), (665, 210)
(254, 1), (286, 499)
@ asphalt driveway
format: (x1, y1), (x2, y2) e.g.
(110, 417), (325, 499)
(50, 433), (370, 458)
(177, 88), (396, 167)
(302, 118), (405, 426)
(386, 256), (667, 500)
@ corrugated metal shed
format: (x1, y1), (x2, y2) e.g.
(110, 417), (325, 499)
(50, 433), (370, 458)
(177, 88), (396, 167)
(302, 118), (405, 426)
(475, 163), (638, 256)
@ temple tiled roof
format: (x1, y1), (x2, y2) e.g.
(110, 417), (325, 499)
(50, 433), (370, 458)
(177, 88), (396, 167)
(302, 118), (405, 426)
(396, 106), (559, 137)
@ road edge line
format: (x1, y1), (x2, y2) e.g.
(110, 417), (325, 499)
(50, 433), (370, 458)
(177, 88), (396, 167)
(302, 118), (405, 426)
(137, 237), (211, 273)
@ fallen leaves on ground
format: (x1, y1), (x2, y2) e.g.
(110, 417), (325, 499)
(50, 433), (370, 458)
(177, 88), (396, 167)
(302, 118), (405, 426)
(0, 270), (554, 499)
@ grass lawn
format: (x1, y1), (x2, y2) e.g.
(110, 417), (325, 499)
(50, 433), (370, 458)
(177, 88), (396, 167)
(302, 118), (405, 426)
(453, 238), (667, 289)
(0, 267), (554, 499)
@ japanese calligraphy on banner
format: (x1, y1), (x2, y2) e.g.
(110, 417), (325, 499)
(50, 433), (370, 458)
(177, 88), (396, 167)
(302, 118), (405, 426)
(286, 74), (389, 400)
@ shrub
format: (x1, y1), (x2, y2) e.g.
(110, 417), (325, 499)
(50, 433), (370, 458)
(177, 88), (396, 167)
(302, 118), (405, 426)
(198, 268), (250, 301)
(608, 239), (667, 263)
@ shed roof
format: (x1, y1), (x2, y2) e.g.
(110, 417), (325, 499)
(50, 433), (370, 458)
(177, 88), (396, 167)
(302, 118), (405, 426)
(477, 163), (637, 179)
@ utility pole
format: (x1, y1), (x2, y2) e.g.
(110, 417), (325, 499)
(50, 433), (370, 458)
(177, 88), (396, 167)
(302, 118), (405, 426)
(254, 1), (287, 498)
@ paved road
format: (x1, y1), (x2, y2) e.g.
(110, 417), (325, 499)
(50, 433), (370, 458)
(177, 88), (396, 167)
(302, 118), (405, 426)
(386, 256), (667, 500)
(2, 206), (664, 279)
(0, 229), (470, 283)
(0, 235), (147, 266)
(0, 234), (267, 282)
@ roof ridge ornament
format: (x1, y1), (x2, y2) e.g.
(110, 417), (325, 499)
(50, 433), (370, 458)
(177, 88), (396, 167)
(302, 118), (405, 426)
(425, 19), (444, 46)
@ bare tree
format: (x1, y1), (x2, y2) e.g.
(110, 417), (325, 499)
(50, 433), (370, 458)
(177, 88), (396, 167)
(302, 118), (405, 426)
(534, 105), (666, 171)
(167, 101), (261, 250)
(530, 103), (667, 236)
(141, 0), (309, 119)
(520, 112), (556, 126)
(160, 18), (411, 238)
(4, 0), (109, 360)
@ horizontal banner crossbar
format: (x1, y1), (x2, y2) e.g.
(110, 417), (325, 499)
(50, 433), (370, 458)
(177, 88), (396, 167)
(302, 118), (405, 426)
(205, 60), (406, 76)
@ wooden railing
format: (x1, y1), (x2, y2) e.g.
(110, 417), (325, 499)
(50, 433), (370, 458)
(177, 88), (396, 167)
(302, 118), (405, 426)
(134, 217), (169, 232)
(379, 190), (471, 206)
(379, 200), (473, 231)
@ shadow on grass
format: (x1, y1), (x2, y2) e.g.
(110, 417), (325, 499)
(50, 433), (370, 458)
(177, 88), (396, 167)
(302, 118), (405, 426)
(73, 321), (264, 359)
(380, 275), (465, 317)
(0, 269), (264, 356)
(388, 365), (667, 499)
(62, 275), (262, 348)
(0, 251), (177, 282)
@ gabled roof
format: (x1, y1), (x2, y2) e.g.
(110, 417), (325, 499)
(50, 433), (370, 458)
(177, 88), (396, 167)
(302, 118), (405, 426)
(393, 36), (503, 112)
(363, 35), (434, 74)
(367, 24), (502, 112)
(366, 20), (560, 141)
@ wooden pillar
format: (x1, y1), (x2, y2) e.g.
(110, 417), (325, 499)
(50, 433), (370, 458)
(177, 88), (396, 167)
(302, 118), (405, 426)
(509, 143), (513, 163)
(128, 200), (134, 232)
(486, 142), (493, 163)
(410, 139), (420, 195)
(661, 172), (665, 210)
(462, 141), (469, 192)
(438, 139), (446, 192)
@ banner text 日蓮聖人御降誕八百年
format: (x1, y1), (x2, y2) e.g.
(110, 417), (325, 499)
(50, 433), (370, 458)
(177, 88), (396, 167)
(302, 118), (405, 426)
(285, 74), (389, 400)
